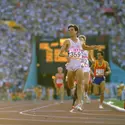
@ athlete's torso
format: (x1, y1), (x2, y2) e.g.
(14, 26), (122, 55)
(56, 73), (64, 84)
(68, 38), (82, 60)
(66, 38), (83, 71)
(81, 50), (89, 68)
(94, 60), (107, 77)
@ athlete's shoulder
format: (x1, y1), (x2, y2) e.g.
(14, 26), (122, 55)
(91, 60), (97, 67)
(102, 60), (109, 68)
(104, 60), (108, 64)
(63, 39), (70, 44)
(94, 60), (98, 63)
(104, 61), (110, 66)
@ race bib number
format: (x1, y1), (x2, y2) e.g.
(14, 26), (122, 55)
(81, 58), (89, 67)
(96, 69), (104, 76)
(68, 48), (81, 59)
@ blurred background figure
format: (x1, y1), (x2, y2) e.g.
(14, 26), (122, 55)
(117, 82), (124, 100)
(54, 67), (64, 103)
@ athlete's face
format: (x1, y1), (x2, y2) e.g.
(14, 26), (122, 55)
(97, 53), (103, 60)
(57, 67), (63, 73)
(68, 27), (77, 37)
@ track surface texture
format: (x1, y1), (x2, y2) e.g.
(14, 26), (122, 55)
(0, 100), (124, 125)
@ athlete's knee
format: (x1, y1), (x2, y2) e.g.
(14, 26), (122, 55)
(94, 92), (100, 96)
(76, 83), (82, 89)
(93, 89), (99, 96)
(68, 83), (74, 89)
(76, 78), (83, 85)
(100, 91), (104, 96)
(67, 80), (74, 89)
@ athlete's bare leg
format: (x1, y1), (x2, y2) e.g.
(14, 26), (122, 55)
(67, 70), (75, 89)
(83, 72), (90, 95)
(75, 69), (84, 104)
(100, 81), (105, 107)
(60, 85), (64, 103)
(82, 72), (91, 103)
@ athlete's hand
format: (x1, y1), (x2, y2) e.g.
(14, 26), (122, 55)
(96, 45), (103, 50)
(66, 57), (71, 63)
(105, 71), (110, 76)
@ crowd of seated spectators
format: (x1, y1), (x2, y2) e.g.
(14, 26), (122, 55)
(0, 0), (125, 87)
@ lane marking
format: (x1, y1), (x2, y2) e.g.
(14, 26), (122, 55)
(20, 103), (59, 114)
(104, 102), (125, 112)
(20, 111), (125, 121)
(0, 101), (124, 124)
(33, 110), (66, 113)
(0, 111), (17, 113)
(77, 109), (112, 112)
(0, 117), (124, 124)
(20, 103), (125, 122)
(0, 103), (36, 110)
(72, 111), (125, 117)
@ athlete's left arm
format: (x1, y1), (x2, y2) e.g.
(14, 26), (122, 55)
(53, 74), (57, 88)
(90, 69), (94, 78)
(105, 62), (111, 76)
(90, 61), (95, 76)
(62, 73), (65, 80)
(88, 50), (95, 63)
(82, 42), (102, 50)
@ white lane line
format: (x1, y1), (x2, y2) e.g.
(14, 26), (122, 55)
(20, 103), (59, 114)
(20, 103), (125, 122)
(20, 111), (125, 121)
(104, 101), (125, 112)
(21, 107), (125, 119)
(0, 111), (17, 112)
(0, 124), (22, 125)
(0, 103), (36, 110)
(33, 110), (66, 113)
(72, 111), (125, 117)
(78, 109), (112, 112)
(0, 101), (124, 124)
(0, 117), (124, 124)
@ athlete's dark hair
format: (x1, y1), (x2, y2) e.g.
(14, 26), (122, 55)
(97, 51), (104, 56)
(68, 24), (79, 32)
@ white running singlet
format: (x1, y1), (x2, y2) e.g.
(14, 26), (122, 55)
(81, 50), (90, 72)
(66, 38), (82, 71)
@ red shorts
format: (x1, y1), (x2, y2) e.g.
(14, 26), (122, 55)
(56, 83), (63, 88)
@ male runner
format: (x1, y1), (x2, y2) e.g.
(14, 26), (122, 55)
(91, 51), (111, 109)
(59, 24), (101, 111)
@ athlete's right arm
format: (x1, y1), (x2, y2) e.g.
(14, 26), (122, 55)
(59, 40), (69, 57)
(54, 74), (57, 88)
(105, 61), (111, 76)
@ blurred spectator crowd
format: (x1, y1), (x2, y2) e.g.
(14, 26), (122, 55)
(105, 82), (125, 101)
(0, 83), (55, 101)
(0, 27), (32, 86)
(0, 0), (125, 89)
